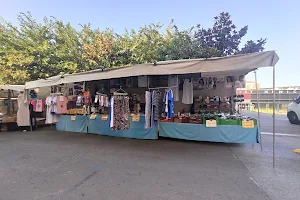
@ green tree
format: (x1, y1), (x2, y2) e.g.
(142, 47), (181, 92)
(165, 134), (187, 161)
(194, 12), (266, 56)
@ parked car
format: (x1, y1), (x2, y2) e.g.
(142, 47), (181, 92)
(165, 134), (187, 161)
(287, 95), (300, 124)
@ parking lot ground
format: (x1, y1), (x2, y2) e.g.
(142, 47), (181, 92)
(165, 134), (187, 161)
(0, 128), (299, 200)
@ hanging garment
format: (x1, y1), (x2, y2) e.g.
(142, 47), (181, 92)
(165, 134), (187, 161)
(163, 90), (174, 119)
(111, 96), (130, 130)
(99, 96), (104, 106)
(56, 96), (68, 114)
(182, 79), (193, 104)
(94, 95), (99, 103)
(235, 81), (243, 89)
(45, 96), (58, 124)
(104, 97), (109, 107)
(138, 75), (148, 87)
(144, 91), (151, 128)
(35, 99), (44, 112)
(151, 91), (161, 127)
(30, 99), (45, 112)
(76, 95), (83, 107)
(109, 97), (114, 128)
(168, 75), (179, 101)
(17, 93), (30, 126)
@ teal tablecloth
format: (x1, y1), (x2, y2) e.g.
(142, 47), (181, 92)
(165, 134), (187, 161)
(56, 115), (88, 133)
(87, 114), (158, 139)
(159, 122), (260, 144)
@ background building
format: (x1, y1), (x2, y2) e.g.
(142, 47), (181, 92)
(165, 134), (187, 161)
(237, 82), (300, 113)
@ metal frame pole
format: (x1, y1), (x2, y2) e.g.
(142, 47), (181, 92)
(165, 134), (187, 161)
(254, 71), (262, 151)
(272, 66), (276, 167)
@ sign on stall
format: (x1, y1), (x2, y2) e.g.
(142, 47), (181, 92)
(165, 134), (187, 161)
(206, 120), (217, 128)
(90, 114), (97, 120)
(242, 120), (254, 128)
(132, 115), (140, 122)
(71, 116), (76, 121)
(101, 114), (108, 120)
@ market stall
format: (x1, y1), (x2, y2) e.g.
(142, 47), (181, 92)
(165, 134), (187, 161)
(24, 51), (278, 144)
(0, 85), (24, 131)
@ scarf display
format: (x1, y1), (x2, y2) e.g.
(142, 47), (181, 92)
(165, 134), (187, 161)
(110, 95), (130, 131)
(144, 91), (151, 128)
(151, 90), (161, 127)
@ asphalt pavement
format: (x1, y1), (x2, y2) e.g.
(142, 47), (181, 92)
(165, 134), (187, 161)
(0, 113), (300, 200)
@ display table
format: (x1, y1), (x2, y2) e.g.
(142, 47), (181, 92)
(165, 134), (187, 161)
(87, 114), (158, 139)
(159, 122), (260, 144)
(56, 115), (88, 133)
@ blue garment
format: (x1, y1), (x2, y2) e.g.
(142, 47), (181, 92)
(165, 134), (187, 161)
(163, 90), (174, 118)
(29, 90), (37, 99)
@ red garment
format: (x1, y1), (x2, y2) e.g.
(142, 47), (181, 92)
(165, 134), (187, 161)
(30, 99), (45, 112)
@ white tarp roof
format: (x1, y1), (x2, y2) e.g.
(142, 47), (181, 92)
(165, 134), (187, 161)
(0, 85), (25, 91)
(25, 51), (279, 89)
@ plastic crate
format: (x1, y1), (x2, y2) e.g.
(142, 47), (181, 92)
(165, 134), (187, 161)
(219, 119), (241, 125)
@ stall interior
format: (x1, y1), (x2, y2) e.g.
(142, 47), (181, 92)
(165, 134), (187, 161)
(51, 73), (256, 130)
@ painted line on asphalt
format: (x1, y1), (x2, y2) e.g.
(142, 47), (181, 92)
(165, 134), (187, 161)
(261, 132), (300, 137)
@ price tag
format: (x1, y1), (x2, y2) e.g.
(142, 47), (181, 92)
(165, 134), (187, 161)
(132, 115), (140, 122)
(71, 116), (76, 121)
(90, 114), (97, 120)
(101, 114), (108, 120)
(206, 120), (217, 128)
(242, 120), (254, 128)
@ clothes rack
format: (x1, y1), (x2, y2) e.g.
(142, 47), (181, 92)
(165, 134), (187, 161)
(148, 86), (178, 90)
(113, 86), (128, 96)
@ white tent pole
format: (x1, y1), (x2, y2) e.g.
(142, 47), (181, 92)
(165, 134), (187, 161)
(254, 71), (262, 151)
(272, 65), (276, 167)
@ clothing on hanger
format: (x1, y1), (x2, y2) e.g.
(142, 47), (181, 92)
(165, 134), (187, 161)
(163, 89), (174, 119)
(30, 99), (46, 112)
(182, 78), (193, 104)
(56, 96), (68, 114)
(151, 90), (161, 127)
(45, 95), (58, 124)
(144, 91), (151, 128)
(110, 95), (130, 130)
(17, 93), (30, 126)
(168, 75), (179, 101)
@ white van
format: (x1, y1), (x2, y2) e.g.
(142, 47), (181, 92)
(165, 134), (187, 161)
(287, 95), (300, 124)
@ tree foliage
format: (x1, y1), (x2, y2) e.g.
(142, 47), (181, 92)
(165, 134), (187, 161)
(0, 12), (267, 84)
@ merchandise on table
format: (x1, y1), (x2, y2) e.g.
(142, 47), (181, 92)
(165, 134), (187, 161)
(160, 112), (257, 126)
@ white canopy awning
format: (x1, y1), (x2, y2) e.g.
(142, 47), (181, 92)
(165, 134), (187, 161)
(25, 51), (279, 89)
(0, 85), (25, 91)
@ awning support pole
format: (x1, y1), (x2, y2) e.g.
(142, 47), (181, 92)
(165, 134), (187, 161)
(254, 71), (262, 151)
(272, 65), (276, 167)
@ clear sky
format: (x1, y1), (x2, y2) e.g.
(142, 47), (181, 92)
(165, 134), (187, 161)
(1, 0), (299, 88)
